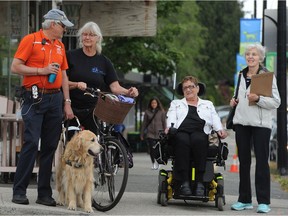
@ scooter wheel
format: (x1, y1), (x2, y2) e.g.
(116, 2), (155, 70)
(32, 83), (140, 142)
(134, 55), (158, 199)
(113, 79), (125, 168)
(160, 193), (168, 206)
(216, 196), (224, 211)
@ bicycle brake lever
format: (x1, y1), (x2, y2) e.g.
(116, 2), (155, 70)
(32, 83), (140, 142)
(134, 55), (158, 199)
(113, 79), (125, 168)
(84, 92), (96, 97)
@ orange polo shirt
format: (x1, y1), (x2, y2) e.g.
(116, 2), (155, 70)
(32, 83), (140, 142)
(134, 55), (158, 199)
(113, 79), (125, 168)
(14, 29), (68, 89)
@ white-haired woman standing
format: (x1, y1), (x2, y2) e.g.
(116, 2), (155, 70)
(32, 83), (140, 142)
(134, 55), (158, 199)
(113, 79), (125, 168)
(66, 22), (138, 134)
(230, 43), (281, 213)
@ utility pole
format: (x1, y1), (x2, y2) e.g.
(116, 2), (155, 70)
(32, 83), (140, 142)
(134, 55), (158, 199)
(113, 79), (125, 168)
(254, 0), (257, 18)
(262, 0), (267, 46)
(277, 0), (287, 176)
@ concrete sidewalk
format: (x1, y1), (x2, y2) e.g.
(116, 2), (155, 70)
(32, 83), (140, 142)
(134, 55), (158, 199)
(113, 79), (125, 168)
(1, 130), (288, 215)
(0, 186), (288, 215)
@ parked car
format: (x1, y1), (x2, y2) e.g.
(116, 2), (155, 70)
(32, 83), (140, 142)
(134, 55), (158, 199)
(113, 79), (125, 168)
(269, 114), (288, 162)
(215, 105), (230, 127)
(269, 117), (278, 161)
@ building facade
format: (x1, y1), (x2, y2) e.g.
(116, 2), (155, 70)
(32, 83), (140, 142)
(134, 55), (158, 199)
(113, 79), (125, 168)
(0, 0), (157, 99)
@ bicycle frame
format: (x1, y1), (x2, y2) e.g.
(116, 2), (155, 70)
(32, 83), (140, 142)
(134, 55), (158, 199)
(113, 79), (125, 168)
(82, 88), (130, 212)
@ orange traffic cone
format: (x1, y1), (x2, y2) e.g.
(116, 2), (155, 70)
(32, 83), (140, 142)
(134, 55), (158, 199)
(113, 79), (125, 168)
(229, 154), (239, 173)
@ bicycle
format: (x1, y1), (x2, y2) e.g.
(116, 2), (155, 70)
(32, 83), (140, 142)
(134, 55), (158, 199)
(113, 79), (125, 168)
(60, 87), (134, 212)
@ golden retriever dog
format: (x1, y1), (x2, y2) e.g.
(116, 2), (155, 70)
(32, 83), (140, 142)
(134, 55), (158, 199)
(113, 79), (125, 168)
(56, 130), (102, 213)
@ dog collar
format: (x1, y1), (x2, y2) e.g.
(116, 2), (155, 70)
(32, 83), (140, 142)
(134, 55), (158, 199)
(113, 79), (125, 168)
(65, 160), (84, 168)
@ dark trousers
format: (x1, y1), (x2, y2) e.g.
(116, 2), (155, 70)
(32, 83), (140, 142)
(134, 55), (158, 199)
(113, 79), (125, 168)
(146, 138), (157, 163)
(235, 125), (271, 205)
(174, 131), (208, 182)
(13, 91), (63, 198)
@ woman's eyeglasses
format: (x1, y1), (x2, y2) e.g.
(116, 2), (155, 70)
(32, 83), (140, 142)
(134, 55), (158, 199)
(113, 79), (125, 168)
(82, 33), (98, 38)
(182, 85), (197, 91)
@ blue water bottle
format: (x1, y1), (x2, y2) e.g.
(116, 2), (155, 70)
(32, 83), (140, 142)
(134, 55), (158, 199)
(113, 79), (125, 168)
(48, 74), (56, 83)
(48, 63), (59, 83)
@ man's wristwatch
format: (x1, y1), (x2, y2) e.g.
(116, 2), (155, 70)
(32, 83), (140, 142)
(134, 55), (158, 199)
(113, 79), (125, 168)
(64, 98), (72, 103)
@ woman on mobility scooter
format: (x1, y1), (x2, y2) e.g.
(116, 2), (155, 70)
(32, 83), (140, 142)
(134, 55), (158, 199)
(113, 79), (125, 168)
(165, 76), (227, 197)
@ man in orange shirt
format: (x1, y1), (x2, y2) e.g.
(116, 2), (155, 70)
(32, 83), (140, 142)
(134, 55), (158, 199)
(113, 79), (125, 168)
(10, 9), (74, 206)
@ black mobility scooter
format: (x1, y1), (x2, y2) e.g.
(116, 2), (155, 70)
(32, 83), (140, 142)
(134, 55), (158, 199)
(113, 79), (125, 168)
(155, 129), (229, 211)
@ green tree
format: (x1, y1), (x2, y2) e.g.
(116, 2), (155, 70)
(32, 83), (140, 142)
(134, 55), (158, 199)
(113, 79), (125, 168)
(103, 2), (186, 110)
(162, 1), (206, 87)
(103, 1), (206, 108)
(196, 1), (244, 104)
(103, 1), (244, 106)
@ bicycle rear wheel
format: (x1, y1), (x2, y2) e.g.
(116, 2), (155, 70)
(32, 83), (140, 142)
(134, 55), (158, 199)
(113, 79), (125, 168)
(92, 138), (129, 211)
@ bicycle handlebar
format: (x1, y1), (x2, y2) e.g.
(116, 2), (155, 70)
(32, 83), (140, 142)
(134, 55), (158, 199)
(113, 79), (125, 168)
(85, 87), (100, 94)
(83, 87), (101, 98)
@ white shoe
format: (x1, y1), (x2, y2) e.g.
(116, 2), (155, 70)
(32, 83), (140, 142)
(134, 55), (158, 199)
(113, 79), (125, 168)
(153, 162), (159, 170)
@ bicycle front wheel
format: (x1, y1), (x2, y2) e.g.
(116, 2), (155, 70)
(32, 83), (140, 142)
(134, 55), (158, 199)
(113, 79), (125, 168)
(92, 138), (129, 211)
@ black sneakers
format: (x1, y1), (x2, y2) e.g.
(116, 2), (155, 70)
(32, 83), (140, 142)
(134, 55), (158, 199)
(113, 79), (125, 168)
(174, 181), (193, 196)
(36, 196), (56, 206)
(12, 195), (29, 205)
(194, 182), (205, 196)
(12, 194), (56, 206)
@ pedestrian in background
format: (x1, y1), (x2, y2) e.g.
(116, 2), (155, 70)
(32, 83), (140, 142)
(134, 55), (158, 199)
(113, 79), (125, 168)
(140, 97), (166, 170)
(230, 43), (281, 213)
(10, 9), (74, 206)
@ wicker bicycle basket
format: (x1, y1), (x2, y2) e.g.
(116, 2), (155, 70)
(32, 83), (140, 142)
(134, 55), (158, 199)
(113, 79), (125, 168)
(94, 92), (135, 124)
